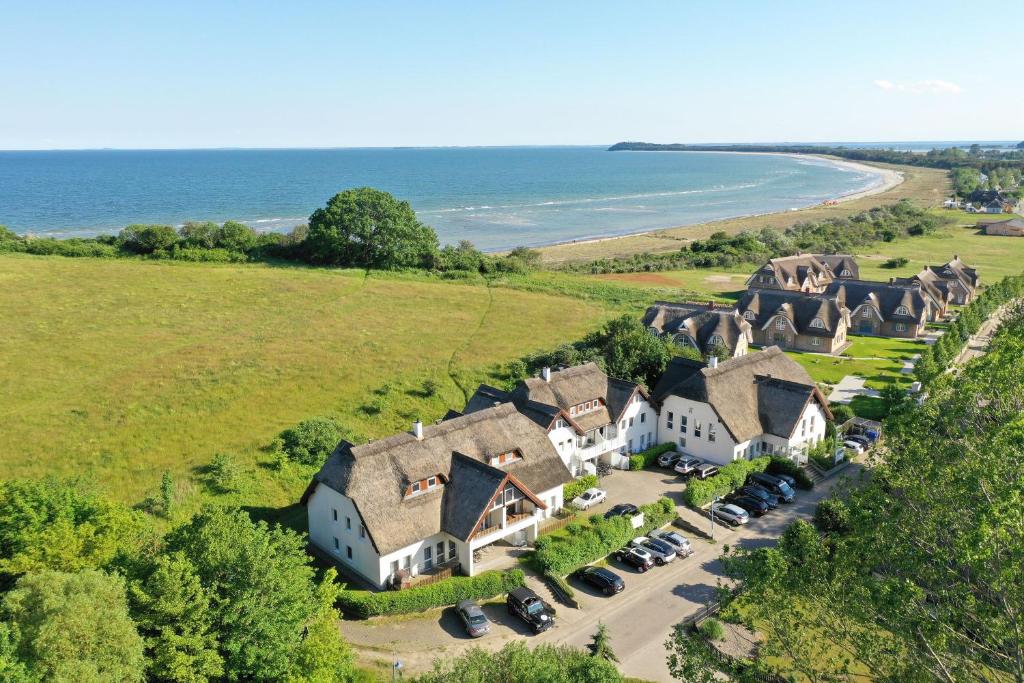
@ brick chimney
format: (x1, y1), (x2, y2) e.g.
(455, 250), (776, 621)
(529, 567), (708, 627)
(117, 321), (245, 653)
(541, 366), (551, 382)
(412, 420), (424, 440)
(708, 356), (719, 369)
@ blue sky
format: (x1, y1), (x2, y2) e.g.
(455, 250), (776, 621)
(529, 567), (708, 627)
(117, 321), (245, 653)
(1, 1), (1019, 149)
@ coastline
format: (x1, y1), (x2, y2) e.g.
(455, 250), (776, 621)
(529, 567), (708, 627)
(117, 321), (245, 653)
(522, 154), (904, 255)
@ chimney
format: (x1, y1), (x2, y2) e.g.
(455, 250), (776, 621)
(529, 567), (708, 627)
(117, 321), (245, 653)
(412, 420), (424, 440)
(708, 356), (719, 369)
(541, 366), (551, 382)
(707, 301), (715, 310)
(889, 277), (895, 285)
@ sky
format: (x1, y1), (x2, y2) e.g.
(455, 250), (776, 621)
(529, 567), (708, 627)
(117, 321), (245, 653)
(1, 1), (1020, 150)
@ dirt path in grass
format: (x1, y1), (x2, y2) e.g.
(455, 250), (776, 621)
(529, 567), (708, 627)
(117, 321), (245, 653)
(446, 280), (496, 403)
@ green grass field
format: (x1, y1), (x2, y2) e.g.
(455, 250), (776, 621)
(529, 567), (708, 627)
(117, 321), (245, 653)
(0, 255), (617, 515)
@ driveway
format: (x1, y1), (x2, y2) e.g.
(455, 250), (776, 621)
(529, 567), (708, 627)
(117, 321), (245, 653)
(827, 375), (880, 404)
(340, 466), (854, 680)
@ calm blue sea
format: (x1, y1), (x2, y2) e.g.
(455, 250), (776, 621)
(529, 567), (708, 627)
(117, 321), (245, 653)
(0, 147), (887, 251)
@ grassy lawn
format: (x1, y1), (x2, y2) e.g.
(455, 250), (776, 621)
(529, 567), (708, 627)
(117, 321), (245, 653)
(840, 335), (926, 361)
(786, 352), (907, 390)
(593, 266), (750, 303)
(0, 255), (613, 517)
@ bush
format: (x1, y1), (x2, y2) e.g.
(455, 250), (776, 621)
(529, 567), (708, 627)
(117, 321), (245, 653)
(565, 522), (584, 536)
(814, 498), (851, 534)
(628, 442), (676, 471)
(681, 457), (770, 507)
(118, 224), (180, 254)
(766, 456), (815, 490)
(208, 453), (241, 493)
(563, 474), (599, 502)
(533, 498), (676, 576)
(882, 256), (909, 269)
(829, 404), (855, 425)
(336, 569), (524, 619)
(698, 617), (725, 641)
(279, 417), (348, 466)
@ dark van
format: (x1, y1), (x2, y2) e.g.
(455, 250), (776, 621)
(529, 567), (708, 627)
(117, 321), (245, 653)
(747, 472), (796, 503)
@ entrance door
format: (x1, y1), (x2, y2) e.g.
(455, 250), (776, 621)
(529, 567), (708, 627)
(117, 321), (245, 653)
(423, 545), (433, 570)
(859, 321), (873, 334)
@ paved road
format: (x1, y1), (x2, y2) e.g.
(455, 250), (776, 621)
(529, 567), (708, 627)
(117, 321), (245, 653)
(955, 305), (1007, 365)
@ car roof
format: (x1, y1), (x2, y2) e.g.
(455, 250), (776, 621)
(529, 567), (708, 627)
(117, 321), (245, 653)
(697, 463), (718, 470)
(583, 488), (602, 495)
(457, 600), (485, 616)
(508, 587), (539, 601)
(584, 566), (616, 579)
(722, 503), (746, 514)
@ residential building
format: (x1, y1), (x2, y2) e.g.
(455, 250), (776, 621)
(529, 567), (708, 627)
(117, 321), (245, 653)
(301, 403), (572, 588)
(983, 217), (1024, 237)
(464, 363), (656, 477)
(642, 301), (752, 357)
(984, 199), (1005, 214)
(735, 289), (851, 353)
(813, 254), (860, 280)
(824, 279), (932, 337)
(652, 347), (831, 466)
(745, 254), (835, 293)
(907, 255), (980, 305)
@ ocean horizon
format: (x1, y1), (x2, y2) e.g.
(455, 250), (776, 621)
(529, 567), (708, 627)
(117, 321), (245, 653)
(0, 145), (910, 251)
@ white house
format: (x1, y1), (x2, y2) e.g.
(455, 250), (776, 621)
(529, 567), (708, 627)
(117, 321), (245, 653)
(301, 403), (572, 589)
(652, 347), (831, 466)
(464, 363), (657, 477)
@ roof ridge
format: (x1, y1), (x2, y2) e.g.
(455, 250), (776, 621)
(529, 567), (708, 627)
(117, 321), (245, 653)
(351, 403), (518, 458)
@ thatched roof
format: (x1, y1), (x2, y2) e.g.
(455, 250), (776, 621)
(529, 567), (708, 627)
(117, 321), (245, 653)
(305, 403), (571, 555)
(737, 289), (848, 337)
(926, 256), (979, 288)
(746, 254), (834, 290)
(825, 280), (930, 323)
(643, 301), (752, 355)
(652, 347), (831, 443)
(813, 254), (859, 279)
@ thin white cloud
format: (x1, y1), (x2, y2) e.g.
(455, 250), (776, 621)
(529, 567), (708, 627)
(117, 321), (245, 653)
(873, 79), (961, 94)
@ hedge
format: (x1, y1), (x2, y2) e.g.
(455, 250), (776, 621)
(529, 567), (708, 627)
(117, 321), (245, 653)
(533, 497), (676, 576)
(766, 456), (814, 490)
(336, 568), (525, 619)
(563, 474), (599, 502)
(629, 442), (677, 470)
(681, 457), (770, 508)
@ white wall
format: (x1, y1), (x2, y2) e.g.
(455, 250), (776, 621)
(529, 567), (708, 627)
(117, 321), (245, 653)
(546, 424), (578, 470)
(617, 395), (657, 453)
(306, 484), (383, 586)
(656, 395), (739, 466)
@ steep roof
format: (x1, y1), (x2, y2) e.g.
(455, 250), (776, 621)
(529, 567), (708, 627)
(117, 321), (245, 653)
(652, 347), (831, 442)
(927, 256), (979, 289)
(813, 254), (859, 279)
(746, 254), (834, 290)
(983, 217), (1024, 231)
(736, 289), (847, 337)
(304, 403), (571, 555)
(824, 280), (929, 323)
(643, 301), (752, 354)
(510, 363), (648, 427)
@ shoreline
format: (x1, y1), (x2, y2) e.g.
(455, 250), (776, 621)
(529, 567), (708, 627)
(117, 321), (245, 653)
(518, 154), (903, 254)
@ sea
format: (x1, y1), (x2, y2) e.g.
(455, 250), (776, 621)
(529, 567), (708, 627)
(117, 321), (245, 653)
(0, 145), (919, 252)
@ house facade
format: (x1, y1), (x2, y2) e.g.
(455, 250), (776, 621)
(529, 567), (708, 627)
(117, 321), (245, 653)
(302, 404), (572, 588)
(652, 348), (831, 466)
(917, 256), (979, 305)
(465, 363), (657, 477)
(983, 218), (1024, 237)
(642, 301), (752, 358)
(824, 280), (932, 338)
(746, 254), (835, 293)
(736, 289), (851, 353)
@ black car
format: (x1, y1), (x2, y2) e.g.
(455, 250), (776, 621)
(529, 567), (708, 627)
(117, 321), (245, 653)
(747, 472), (796, 503)
(604, 503), (639, 520)
(728, 494), (770, 517)
(613, 546), (653, 572)
(770, 472), (798, 489)
(573, 566), (625, 595)
(737, 484), (779, 509)
(506, 587), (555, 633)
(845, 434), (871, 448)
(692, 463), (719, 480)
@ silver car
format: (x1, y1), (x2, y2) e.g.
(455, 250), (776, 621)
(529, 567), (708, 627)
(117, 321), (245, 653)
(711, 502), (749, 526)
(631, 536), (676, 565)
(456, 599), (490, 637)
(651, 529), (694, 558)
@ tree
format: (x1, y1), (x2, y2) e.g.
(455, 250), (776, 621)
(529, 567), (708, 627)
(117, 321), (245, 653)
(305, 187), (439, 269)
(586, 315), (672, 387)
(588, 622), (619, 663)
(278, 417), (348, 466)
(117, 224), (180, 254)
(665, 624), (720, 683)
(1, 569), (146, 683)
(160, 471), (175, 518)
(215, 221), (258, 253)
(179, 222), (219, 249)
(206, 453), (241, 493)
(130, 553), (223, 683)
(417, 641), (623, 682)
(164, 507), (352, 681)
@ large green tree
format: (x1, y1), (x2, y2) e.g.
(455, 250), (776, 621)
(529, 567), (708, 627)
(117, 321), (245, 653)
(1, 569), (146, 683)
(165, 507), (352, 681)
(416, 641), (623, 683)
(585, 315), (672, 387)
(305, 187), (439, 269)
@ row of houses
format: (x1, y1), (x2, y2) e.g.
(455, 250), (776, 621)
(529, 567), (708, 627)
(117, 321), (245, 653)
(302, 348), (827, 588)
(944, 191), (1023, 214)
(645, 253), (979, 356)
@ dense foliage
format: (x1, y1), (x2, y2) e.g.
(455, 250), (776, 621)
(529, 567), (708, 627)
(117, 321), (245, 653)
(277, 417), (353, 466)
(415, 641), (624, 683)
(681, 457), (770, 507)
(335, 569), (524, 619)
(765, 456), (814, 490)
(533, 498), (675, 575)
(719, 305), (1024, 682)
(563, 474), (600, 502)
(562, 201), (948, 274)
(628, 442), (677, 471)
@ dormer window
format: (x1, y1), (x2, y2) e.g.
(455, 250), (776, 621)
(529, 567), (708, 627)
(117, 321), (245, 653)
(775, 318), (786, 330)
(405, 475), (443, 498)
(841, 269), (852, 276)
(489, 450), (521, 467)
(709, 335), (724, 347)
(810, 318), (825, 329)
(743, 311), (756, 321)
(895, 305), (910, 315)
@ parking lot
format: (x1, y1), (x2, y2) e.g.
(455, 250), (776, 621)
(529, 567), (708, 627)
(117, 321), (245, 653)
(341, 461), (855, 680)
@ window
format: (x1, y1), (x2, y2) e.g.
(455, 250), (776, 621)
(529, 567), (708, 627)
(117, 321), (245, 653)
(390, 560), (399, 576)
(333, 537), (339, 550)
(569, 406), (576, 416)
(666, 411), (674, 430)
(810, 415), (816, 428)
(424, 545), (433, 570)
(694, 421), (702, 438)
(679, 436), (686, 448)
(775, 318), (786, 330)
(628, 417), (634, 427)
(708, 426), (716, 442)
(437, 541), (445, 562)
(810, 318), (825, 329)
(346, 517), (351, 530)
(346, 546), (353, 560)
(635, 395), (641, 403)
(427, 476), (437, 488)
(359, 525), (366, 539)
(743, 310), (756, 320)
(620, 420), (626, 429)
(862, 308), (872, 318)
(895, 322), (907, 332)
(811, 337), (821, 346)
(841, 269), (852, 276)
(895, 305), (910, 316)
(680, 415), (687, 433)
(640, 413), (646, 424)
(332, 509), (338, 521)
(448, 541), (457, 561)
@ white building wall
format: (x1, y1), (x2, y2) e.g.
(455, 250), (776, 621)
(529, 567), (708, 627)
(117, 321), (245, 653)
(616, 396), (657, 453)
(306, 484), (383, 585)
(546, 424), (578, 470)
(656, 395), (740, 466)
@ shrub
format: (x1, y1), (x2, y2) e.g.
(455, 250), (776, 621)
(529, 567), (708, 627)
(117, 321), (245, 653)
(533, 536), (553, 552)
(829, 404), (855, 424)
(814, 498), (851, 534)
(208, 453), (241, 493)
(882, 256), (909, 269)
(682, 457), (770, 507)
(336, 569), (524, 619)
(118, 224), (180, 254)
(565, 522), (584, 536)
(766, 456), (815, 490)
(533, 498), (676, 576)
(698, 617), (725, 641)
(279, 417), (347, 466)
(563, 474), (599, 502)
(628, 442), (676, 471)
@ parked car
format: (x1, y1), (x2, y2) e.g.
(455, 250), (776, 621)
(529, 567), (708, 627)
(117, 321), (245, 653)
(846, 434), (871, 447)
(573, 566), (625, 596)
(604, 503), (639, 520)
(456, 599), (491, 637)
(747, 472), (795, 503)
(657, 450), (682, 468)
(572, 487), (607, 510)
(737, 485), (779, 509)
(651, 529), (694, 558)
(842, 440), (865, 455)
(613, 546), (653, 572)
(631, 536), (676, 565)
(506, 587), (555, 633)
(728, 494), (770, 517)
(711, 502), (749, 526)
(769, 472), (798, 489)
(692, 463), (719, 480)
(673, 456), (703, 476)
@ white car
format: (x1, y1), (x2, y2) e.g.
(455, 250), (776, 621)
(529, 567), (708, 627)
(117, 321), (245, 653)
(630, 536), (676, 564)
(842, 440), (865, 454)
(572, 487), (607, 510)
(711, 503), (749, 526)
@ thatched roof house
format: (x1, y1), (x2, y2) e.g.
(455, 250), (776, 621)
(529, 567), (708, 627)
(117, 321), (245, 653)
(642, 301), (752, 357)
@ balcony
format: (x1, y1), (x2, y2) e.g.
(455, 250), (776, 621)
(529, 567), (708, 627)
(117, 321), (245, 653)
(475, 507), (538, 541)
(576, 433), (625, 461)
